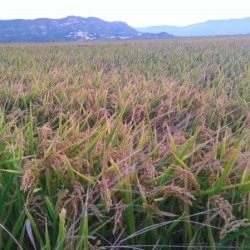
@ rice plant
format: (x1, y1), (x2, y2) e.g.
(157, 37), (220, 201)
(0, 37), (250, 249)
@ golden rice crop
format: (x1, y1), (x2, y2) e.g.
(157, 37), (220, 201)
(0, 37), (250, 249)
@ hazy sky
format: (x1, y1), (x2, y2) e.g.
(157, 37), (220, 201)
(1, 0), (249, 27)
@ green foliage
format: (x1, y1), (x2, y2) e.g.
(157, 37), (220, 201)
(0, 37), (250, 249)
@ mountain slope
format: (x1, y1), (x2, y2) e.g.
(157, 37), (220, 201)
(0, 16), (173, 43)
(137, 17), (250, 37)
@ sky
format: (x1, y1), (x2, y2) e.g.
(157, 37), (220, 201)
(1, 0), (250, 27)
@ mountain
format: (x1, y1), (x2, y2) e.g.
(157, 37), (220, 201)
(137, 17), (250, 37)
(0, 16), (173, 43)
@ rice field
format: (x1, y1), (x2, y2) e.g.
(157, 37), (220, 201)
(0, 36), (250, 249)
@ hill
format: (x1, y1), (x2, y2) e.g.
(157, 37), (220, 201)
(0, 16), (173, 43)
(137, 17), (250, 37)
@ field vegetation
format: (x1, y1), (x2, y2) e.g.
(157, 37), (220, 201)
(0, 37), (250, 249)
